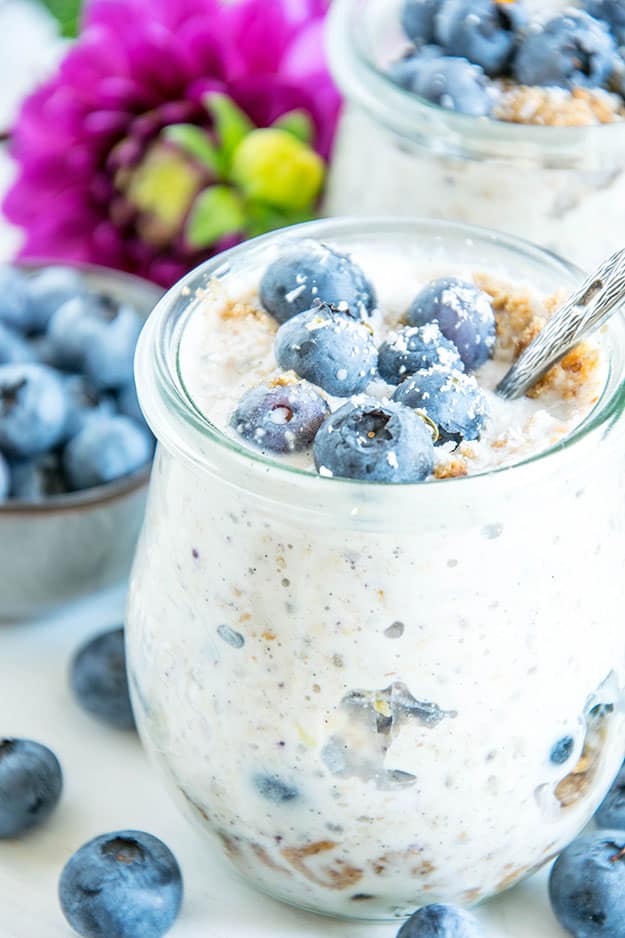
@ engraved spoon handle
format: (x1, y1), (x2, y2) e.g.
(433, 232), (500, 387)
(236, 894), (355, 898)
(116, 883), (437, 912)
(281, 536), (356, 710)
(496, 248), (625, 400)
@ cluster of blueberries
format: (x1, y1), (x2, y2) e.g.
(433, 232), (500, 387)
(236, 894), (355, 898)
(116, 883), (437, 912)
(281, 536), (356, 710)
(390, 0), (625, 117)
(231, 239), (493, 482)
(0, 265), (154, 502)
(1, 628), (183, 938)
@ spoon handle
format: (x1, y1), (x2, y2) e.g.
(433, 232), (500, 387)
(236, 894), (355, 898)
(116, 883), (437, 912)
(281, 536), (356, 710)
(496, 247), (625, 400)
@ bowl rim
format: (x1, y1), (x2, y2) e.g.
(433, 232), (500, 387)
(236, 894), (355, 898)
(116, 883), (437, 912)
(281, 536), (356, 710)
(0, 260), (162, 515)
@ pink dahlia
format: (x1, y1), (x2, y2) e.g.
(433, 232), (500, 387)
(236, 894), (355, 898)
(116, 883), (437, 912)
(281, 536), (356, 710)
(4, 0), (340, 287)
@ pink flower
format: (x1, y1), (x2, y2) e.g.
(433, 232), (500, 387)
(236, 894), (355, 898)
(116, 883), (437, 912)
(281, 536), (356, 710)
(4, 0), (340, 287)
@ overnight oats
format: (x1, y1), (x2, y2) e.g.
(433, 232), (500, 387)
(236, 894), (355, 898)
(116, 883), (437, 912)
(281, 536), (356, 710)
(325, 0), (625, 269)
(127, 218), (625, 920)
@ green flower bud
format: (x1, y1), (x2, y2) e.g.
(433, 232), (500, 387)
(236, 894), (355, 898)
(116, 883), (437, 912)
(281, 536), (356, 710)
(230, 128), (324, 212)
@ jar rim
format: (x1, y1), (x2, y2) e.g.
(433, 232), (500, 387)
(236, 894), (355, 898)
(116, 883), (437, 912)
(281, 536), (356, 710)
(326, 0), (625, 164)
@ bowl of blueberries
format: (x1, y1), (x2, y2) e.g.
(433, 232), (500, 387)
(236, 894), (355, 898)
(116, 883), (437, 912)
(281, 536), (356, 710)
(0, 262), (162, 620)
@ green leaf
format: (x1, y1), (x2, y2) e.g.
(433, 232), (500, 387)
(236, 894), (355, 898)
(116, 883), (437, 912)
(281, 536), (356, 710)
(162, 124), (223, 176)
(271, 110), (314, 145)
(38, 0), (82, 37)
(204, 93), (255, 169)
(186, 186), (245, 249)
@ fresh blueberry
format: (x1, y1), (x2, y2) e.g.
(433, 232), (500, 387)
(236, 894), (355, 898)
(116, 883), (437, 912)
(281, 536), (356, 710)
(275, 303), (378, 397)
(378, 323), (463, 384)
(10, 453), (67, 500)
(412, 55), (493, 116)
(0, 738), (63, 837)
(436, 0), (527, 76)
(260, 240), (377, 324)
(550, 735), (575, 765)
(27, 266), (85, 333)
(513, 11), (618, 89)
(48, 293), (142, 389)
(549, 830), (625, 937)
(0, 452), (8, 501)
(0, 363), (69, 457)
(595, 762), (625, 829)
(584, 1), (625, 46)
(70, 628), (135, 730)
(232, 382), (330, 453)
(0, 266), (32, 333)
(407, 278), (495, 371)
(397, 903), (483, 937)
(389, 46), (445, 89)
(63, 414), (153, 490)
(313, 396), (435, 482)
(59, 829), (183, 938)
(253, 773), (299, 803)
(117, 380), (144, 425)
(400, 0), (445, 44)
(0, 321), (35, 366)
(62, 374), (116, 442)
(394, 365), (488, 444)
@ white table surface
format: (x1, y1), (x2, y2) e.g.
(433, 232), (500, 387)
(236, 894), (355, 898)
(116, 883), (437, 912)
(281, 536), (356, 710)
(0, 583), (570, 938)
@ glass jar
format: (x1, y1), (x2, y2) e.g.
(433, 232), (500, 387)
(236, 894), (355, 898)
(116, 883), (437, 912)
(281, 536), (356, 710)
(127, 217), (625, 921)
(324, 0), (625, 272)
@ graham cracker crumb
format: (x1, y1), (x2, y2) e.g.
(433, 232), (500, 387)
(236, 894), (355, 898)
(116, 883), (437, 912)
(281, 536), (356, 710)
(219, 298), (268, 323)
(434, 456), (469, 479)
(268, 371), (300, 388)
(493, 83), (625, 127)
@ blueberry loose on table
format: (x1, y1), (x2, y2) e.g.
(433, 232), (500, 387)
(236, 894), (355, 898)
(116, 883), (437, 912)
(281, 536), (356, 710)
(436, 0), (527, 76)
(0, 738), (63, 837)
(59, 830), (183, 938)
(549, 831), (625, 938)
(407, 278), (495, 371)
(397, 903), (483, 937)
(259, 240), (376, 324)
(513, 11), (618, 89)
(274, 304), (378, 397)
(378, 323), (463, 384)
(410, 55), (493, 116)
(70, 628), (135, 730)
(313, 396), (435, 482)
(0, 266), (32, 333)
(63, 414), (153, 490)
(0, 322), (36, 366)
(232, 381), (329, 453)
(253, 773), (299, 803)
(584, 0), (625, 45)
(400, 0), (444, 44)
(27, 266), (85, 333)
(0, 363), (68, 457)
(394, 366), (488, 444)
(10, 453), (67, 500)
(595, 761), (625, 829)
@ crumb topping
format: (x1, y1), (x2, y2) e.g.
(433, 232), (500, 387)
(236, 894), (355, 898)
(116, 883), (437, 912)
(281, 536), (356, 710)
(493, 83), (625, 127)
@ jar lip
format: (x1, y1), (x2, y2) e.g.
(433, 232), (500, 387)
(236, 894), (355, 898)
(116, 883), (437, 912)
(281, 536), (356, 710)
(326, 0), (625, 160)
(136, 216), (625, 500)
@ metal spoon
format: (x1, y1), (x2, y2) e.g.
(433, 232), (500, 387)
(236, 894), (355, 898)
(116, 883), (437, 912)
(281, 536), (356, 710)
(496, 247), (625, 400)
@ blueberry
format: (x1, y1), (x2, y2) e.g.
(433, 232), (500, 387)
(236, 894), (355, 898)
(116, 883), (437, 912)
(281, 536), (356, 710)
(0, 322), (36, 366)
(62, 374), (116, 442)
(394, 366), (488, 444)
(70, 628), (135, 730)
(63, 414), (153, 490)
(232, 381), (330, 453)
(59, 830), (183, 938)
(400, 0), (444, 44)
(275, 303), (378, 397)
(412, 55), (493, 116)
(253, 773), (299, 803)
(0, 363), (69, 457)
(313, 396), (435, 482)
(436, 0), (527, 76)
(27, 266), (85, 333)
(407, 278), (495, 371)
(117, 380), (144, 425)
(10, 453), (67, 500)
(0, 738), (63, 837)
(0, 452), (8, 501)
(397, 903), (483, 937)
(549, 831), (625, 937)
(378, 323), (463, 384)
(584, 1), (625, 46)
(595, 762), (625, 829)
(389, 46), (445, 89)
(0, 266), (32, 333)
(550, 735), (575, 766)
(513, 11), (618, 89)
(260, 240), (377, 324)
(48, 294), (142, 389)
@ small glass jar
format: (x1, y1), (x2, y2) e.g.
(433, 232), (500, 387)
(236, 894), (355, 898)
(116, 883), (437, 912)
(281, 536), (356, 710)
(127, 218), (625, 921)
(325, 0), (625, 271)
